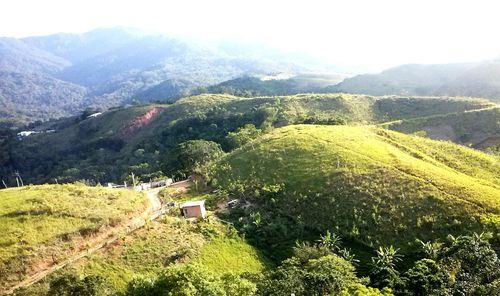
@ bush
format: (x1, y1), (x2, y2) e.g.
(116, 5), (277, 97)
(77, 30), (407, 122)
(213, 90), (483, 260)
(259, 249), (384, 296)
(403, 259), (447, 296)
(163, 140), (224, 178)
(439, 233), (500, 295)
(48, 273), (115, 296)
(125, 264), (256, 296)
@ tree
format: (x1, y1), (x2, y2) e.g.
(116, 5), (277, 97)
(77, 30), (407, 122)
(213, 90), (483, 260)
(304, 255), (363, 295)
(403, 259), (447, 296)
(369, 246), (403, 290)
(125, 264), (256, 296)
(317, 230), (342, 252)
(259, 251), (386, 296)
(164, 140), (224, 178)
(225, 124), (261, 150)
(48, 273), (114, 296)
(415, 239), (441, 260)
(439, 233), (500, 295)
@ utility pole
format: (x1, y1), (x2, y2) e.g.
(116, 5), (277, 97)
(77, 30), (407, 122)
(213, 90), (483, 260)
(15, 176), (20, 187)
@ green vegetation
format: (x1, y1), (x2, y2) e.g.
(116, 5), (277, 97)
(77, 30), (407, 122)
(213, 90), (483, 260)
(2, 93), (494, 186)
(125, 263), (258, 296)
(332, 60), (500, 103)
(258, 243), (391, 296)
(382, 106), (500, 149)
(194, 236), (268, 275)
(196, 73), (346, 97)
(12, 210), (269, 295)
(225, 124), (262, 150)
(0, 184), (147, 290)
(209, 125), (500, 254)
(3, 93), (500, 295)
(163, 140), (224, 178)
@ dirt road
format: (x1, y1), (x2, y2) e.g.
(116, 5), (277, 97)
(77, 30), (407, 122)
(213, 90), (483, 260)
(2, 187), (164, 295)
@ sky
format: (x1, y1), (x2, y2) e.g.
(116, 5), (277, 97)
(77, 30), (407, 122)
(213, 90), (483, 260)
(1, 0), (500, 72)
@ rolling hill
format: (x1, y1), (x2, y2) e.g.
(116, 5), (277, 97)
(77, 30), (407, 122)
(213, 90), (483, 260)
(382, 105), (500, 149)
(0, 28), (341, 126)
(0, 184), (147, 291)
(4, 185), (269, 295)
(210, 125), (500, 252)
(331, 60), (500, 102)
(1, 93), (495, 186)
(196, 73), (347, 97)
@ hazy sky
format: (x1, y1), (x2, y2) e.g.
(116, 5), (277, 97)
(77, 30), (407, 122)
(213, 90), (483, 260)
(2, 0), (500, 72)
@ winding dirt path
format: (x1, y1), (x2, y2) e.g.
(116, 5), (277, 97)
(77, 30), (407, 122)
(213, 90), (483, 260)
(1, 187), (165, 295)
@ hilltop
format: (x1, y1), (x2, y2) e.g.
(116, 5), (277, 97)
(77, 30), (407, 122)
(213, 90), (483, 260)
(331, 60), (500, 102)
(1, 93), (495, 186)
(196, 73), (347, 97)
(382, 105), (500, 149)
(209, 125), (500, 253)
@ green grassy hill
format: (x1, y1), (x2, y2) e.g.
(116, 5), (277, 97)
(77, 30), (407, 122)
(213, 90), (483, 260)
(210, 125), (500, 253)
(0, 184), (147, 290)
(10, 190), (269, 295)
(3, 93), (495, 186)
(381, 106), (500, 149)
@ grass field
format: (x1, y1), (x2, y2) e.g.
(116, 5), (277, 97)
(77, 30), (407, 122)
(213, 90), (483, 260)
(0, 184), (147, 290)
(381, 105), (500, 148)
(211, 125), (500, 252)
(10, 190), (268, 294)
(193, 236), (268, 275)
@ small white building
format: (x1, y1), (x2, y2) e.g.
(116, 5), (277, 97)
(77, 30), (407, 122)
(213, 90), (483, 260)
(87, 112), (102, 119)
(17, 131), (39, 139)
(180, 200), (206, 218)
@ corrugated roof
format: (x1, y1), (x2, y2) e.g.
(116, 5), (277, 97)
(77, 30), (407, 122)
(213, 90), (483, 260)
(180, 200), (205, 208)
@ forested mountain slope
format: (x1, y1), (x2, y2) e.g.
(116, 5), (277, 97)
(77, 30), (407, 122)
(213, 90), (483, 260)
(331, 60), (500, 102)
(0, 28), (338, 126)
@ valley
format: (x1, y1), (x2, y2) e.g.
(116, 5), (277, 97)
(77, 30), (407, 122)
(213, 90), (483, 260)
(1, 90), (498, 295)
(1, 21), (500, 295)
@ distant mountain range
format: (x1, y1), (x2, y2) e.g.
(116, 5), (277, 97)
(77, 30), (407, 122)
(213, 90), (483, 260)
(198, 60), (500, 103)
(330, 61), (500, 102)
(2, 27), (500, 127)
(0, 27), (339, 126)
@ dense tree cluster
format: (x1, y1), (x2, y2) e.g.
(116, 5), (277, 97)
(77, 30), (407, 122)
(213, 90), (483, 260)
(44, 231), (499, 295)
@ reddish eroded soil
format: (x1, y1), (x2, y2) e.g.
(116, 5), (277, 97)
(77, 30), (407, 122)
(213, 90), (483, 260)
(121, 107), (164, 137)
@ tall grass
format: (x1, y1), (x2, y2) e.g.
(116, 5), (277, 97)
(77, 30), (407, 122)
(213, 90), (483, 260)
(0, 183), (147, 289)
(211, 125), (500, 252)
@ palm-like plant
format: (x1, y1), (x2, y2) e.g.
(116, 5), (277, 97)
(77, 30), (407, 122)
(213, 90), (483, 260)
(250, 212), (262, 227)
(371, 246), (402, 269)
(416, 239), (440, 260)
(339, 248), (360, 265)
(317, 230), (342, 252)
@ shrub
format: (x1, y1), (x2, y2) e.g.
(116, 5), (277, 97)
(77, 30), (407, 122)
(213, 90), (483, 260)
(48, 273), (115, 296)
